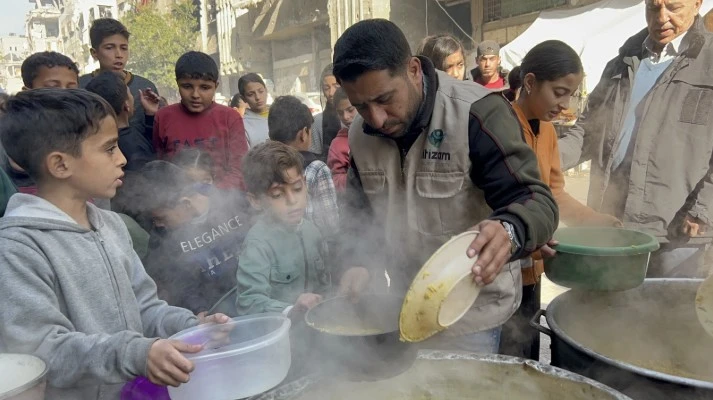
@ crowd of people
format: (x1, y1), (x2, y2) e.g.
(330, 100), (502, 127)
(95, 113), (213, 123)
(0, 0), (711, 398)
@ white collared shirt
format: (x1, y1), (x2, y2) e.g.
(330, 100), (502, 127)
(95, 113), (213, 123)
(644, 34), (687, 64)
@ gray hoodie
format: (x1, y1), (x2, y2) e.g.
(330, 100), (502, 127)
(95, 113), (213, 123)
(0, 194), (198, 399)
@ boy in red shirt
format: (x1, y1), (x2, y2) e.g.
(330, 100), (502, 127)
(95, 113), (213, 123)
(153, 51), (248, 189)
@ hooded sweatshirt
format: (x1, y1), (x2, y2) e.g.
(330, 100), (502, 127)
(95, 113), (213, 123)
(0, 194), (198, 400)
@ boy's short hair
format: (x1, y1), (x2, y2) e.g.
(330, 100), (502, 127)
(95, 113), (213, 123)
(333, 87), (350, 106)
(238, 73), (266, 97)
(175, 51), (219, 82)
(268, 96), (313, 144)
(85, 71), (129, 115)
(242, 141), (304, 195)
(139, 160), (198, 211)
(0, 89), (114, 180)
(21, 51), (79, 88)
(89, 18), (130, 49)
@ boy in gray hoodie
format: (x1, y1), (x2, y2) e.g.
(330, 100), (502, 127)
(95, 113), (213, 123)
(0, 89), (228, 399)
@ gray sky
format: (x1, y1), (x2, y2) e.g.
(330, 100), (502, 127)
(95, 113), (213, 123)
(0, 0), (35, 36)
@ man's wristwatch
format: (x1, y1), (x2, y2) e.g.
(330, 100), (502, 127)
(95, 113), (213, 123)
(501, 221), (521, 255)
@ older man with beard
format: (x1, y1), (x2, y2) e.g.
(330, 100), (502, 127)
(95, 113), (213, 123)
(560, 0), (713, 277)
(333, 19), (558, 353)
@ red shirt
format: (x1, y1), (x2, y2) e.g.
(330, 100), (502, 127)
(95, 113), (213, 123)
(327, 128), (350, 191)
(477, 77), (505, 89)
(153, 103), (248, 190)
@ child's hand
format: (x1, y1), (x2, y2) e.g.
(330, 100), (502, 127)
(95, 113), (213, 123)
(147, 339), (202, 387)
(291, 293), (323, 315)
(197, 312), (230, 325)
(139, 88), (161, 116)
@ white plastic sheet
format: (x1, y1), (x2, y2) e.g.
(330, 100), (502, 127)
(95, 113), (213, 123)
(500, 0), (713, 92)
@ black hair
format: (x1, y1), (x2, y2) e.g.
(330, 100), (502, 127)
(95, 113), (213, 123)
(416, 34), (465, 73)
(139, 160), (196, 211)
(503, 66), (522, 102)
(172, 148), (214, 175)
(85, 71), (129, 116)
(238, 73), (266, 97)
(0, 89), (114, 180)
(175, 51), (219, 82)
(520, 40), (583, 83)
(242, 141), (304, 196)
(332, 87), (350, 107)
(229, 93), (243, 108)
(508, 66), (522, 91)
(268, 96), (314, 144)
(89, 18), (130, 49)
(20, 51), (79, 88)
(333, 19), (411, 83)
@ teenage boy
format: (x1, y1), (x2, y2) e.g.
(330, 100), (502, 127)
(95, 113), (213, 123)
(153, 51), (248, 190)
(79, 18), (159, 140)
(0, 89), (228, 399)
(86, 71), (157, 171)
(2, 51), (81, 195)
(236, 141), (330, 317)
(21, 51), (79, 90)
(140, 160), (252, 316)
(268, 96), (339, 238)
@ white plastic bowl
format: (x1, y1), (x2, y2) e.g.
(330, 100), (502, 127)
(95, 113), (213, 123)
(168, 313), (291, 400)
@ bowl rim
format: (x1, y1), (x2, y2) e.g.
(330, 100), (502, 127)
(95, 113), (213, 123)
(552, 227), (660, 256)
(169, 313), (291, 362)
(0, 354), (47, 400)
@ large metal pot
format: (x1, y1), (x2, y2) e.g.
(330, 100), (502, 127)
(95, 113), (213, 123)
(0, 354), (47, 400)
(531, 278), (713, 399)
(249, 350), (631, 400)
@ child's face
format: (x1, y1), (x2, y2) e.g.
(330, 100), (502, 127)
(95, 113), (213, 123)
(92, 34), (129, 72)
(251, 167), (307, 226)
(151, 202), (195, 230)
(185, 166), (214, 185)
(28, 66), (79, 89)
(242, 82), (268, 113)
(62, 116), (127, 199)
(178, 78), (217, 113)
(336, 98), (357, 128)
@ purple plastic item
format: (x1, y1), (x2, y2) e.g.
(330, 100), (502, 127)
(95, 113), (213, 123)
(121, 377), (170, 400)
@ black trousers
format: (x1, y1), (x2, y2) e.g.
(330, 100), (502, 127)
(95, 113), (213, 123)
(498, 282), (541, 360)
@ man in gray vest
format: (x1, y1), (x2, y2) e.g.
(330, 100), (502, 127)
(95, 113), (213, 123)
(334, 19), (558, 352)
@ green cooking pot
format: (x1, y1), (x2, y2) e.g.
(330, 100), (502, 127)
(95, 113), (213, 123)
(544, 227), (660, 291)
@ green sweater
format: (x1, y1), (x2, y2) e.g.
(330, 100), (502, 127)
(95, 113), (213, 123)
(236, 217), (330, 315)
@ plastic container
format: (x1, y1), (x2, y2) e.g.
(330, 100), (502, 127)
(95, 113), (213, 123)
(0, 354), (47, 400)
(168, 313), (291, 400)
(545, 227), (660, 291)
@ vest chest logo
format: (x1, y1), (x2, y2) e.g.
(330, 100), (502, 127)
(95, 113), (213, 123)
(423, 129), (451, 161)
(428, 129), (445, 147)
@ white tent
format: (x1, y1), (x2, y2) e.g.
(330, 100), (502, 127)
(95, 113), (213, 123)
(500, 0), (713, 92)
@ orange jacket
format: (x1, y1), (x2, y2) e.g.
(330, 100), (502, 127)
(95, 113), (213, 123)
(512, 102), (603, 285)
